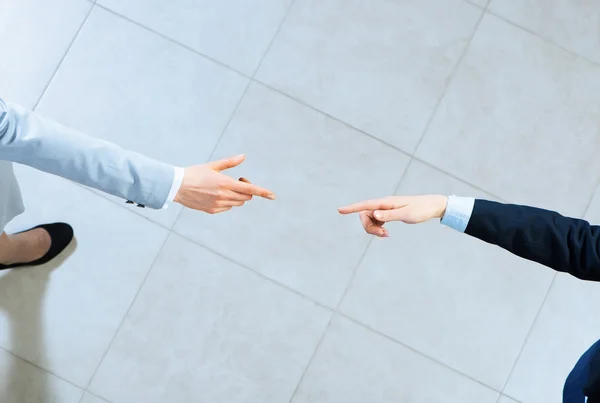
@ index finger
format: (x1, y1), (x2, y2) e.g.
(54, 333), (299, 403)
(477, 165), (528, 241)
(230, 179), (276, 200)
(338, 199), (395, 214)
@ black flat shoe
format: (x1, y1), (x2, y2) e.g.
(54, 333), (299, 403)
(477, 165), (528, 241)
(0, 223), (74, 270)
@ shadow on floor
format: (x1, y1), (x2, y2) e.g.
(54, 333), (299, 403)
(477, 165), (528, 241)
(0, 238), (77, 403)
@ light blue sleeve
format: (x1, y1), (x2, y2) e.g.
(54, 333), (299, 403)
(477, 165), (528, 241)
(440, 195), (475, 233)
(0, 98), (174, 209)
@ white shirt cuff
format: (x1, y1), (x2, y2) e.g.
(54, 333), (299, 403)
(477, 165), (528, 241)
(161, 166), (185, 210)
(440, 195), (475, 233)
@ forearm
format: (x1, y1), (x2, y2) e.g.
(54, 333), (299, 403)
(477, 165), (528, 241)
(0, 99), (174, 209)
(442, 197), (600, 281)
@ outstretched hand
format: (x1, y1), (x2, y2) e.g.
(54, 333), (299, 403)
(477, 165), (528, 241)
(338, 195), (448, 237)
(175, 154), (275, 214)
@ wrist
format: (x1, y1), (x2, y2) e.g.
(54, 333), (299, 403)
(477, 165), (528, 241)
(434, 195), (449, 219)
(170, 167), (186, 205)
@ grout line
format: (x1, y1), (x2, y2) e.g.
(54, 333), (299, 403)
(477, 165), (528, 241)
(33, 4), (94, 111)
(169, 79), (253, 229)
(581, 176), (600, 219)
(486, 9), (600, 70)
(78, 391), (109, 403)
(287, 315), (334, 403)
(497, 393), (522, 403)
(0, 345), (85, 391)
(170, 231), (334, 311)
(204, 81), (253, 170)
(95, 4), (251, 79)
(17, 1), (593, 400)
(340, 313), (503, 394)
(464, 0), (488, 9)
(499, 272), (557, 393)
(172, 227), (506, 394)
(171, 1), (296, 228)
(167, 0), (296, 230)
(90, 2), (417, 159)
(252, 0), (296, 78)
(79, 0), (597, 223)
(66, 2), (512, 215)
(412, 156), (508, 202)
(411, 1), (487, 157)
(335, 157), (415, 311)
(254, 79), (414, 157)
(74, 183), (175, 231)
(502, 393), (522, 403)
(82, 232), (173, 392)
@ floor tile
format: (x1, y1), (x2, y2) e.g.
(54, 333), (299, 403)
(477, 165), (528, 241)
(466, 0), (489, 7)
(0, 0), (91, 108)
(498, 396), (520, 403)
(36, 7), (249, 228)
(0, 349), (83, 403)
(89, 233), (331, 403)
(340, 160), (555, 389)
(584, 185), (600, 224)
(98, 0), (293, 75)
(292, 316), (499, 403)
(257, 0), (481, 153)
(489, 0), (600, 64)
(416, 14), (600, 217)
(80, 392), (109, 403)
(2, 165), (169, 387)
(173, 82), (410, 307)
(504, 274), (600, 403)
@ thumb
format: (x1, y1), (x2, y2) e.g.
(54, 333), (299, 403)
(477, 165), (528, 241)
(209, 154), (245, 171)
(373, 208), (410, 223)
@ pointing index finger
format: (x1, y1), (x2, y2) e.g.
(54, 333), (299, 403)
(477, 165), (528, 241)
(230, 178), (275, 200)
(338, 199), (390, 214)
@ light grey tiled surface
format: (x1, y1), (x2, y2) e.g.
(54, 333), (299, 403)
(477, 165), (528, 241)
(174, 82), (410, 307)
(291, 316), (500, 403)
(257, 0), (482, 153)
(340, 161), (555, 389)
(80, 393), (109, 403)
(489, 0), (600, 64)
(0, 349), (83, 403)
(90, 234), (331, 403)
(585, 185), (600, 223)
(467, 0), (489, 8)
(98, 0), (293, 75)
(2, 166), (169, 387)
(0, 0), (91, 108)
(35, 7), (249, 229)
(499, 396), (520, 403)
(504, 274), (600, 403)
(416, 13), (600, 217)
(2, 0), (600, 402)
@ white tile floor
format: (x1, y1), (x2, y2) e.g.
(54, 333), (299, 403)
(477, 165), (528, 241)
(1, 0), (600, 402)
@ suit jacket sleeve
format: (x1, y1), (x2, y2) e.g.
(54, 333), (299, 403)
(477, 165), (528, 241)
(465, 199), (600, 281)
(0, 98), (174, 209)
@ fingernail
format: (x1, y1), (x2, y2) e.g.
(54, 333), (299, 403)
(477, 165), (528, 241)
(374, 211), (382, 219)
(267, 194), (276, 200)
